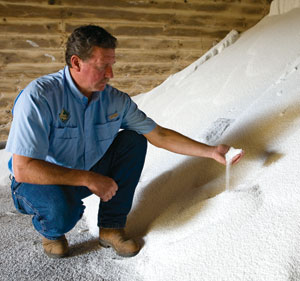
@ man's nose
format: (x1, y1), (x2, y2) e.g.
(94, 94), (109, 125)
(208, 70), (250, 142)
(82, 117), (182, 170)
(105, 66), (114, 79)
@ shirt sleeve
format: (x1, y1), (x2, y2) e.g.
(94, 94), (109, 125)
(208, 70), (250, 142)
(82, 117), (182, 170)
(121, 94), (157, 134)
(6, 83), (52, 160)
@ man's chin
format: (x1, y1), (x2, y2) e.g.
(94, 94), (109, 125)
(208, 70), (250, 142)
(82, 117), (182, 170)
(96, 84), (107, 91)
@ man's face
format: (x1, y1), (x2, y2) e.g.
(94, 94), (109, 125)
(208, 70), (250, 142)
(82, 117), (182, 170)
(79, 47), (116, 94)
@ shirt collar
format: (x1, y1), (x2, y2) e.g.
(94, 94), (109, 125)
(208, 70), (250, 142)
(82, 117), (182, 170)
(64, 66), (101, 105)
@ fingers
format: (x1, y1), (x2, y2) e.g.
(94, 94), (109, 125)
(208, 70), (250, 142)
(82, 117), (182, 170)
(231, 151), (245, 164)
(100, 178), (118, 202)
(214, 145), (245, 165)
(101, 186), (118, 202)
(217, 153), (227, 165)
(87, 173), (119, 202)
(217, 144), (230, 154)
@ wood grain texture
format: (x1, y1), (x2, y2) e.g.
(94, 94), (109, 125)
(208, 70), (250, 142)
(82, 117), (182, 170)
(0, 0), (271, 141)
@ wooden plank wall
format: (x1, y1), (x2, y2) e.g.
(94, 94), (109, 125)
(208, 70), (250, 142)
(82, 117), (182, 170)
(0, 0), (271, 141)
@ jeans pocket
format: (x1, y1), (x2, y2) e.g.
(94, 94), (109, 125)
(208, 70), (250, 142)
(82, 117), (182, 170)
(11, 178), (27, 214)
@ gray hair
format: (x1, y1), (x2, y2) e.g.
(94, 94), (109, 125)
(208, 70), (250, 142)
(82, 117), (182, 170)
(65, 25), (117, 67)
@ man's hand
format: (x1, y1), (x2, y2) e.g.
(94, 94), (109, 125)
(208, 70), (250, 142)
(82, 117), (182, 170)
(212, 144), (244, 165)
(86, 172), (118, 202)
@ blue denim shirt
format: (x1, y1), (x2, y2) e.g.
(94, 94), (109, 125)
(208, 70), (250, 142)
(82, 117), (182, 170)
(6, 66), (156, 173)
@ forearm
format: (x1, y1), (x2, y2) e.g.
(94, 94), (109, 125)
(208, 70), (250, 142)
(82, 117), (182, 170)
(154, 128), (214, 158)
(13, 154), (118, 201)
(144, 125), (237, 165)
(13, 154), (90, 187)
(145, 126), (215, 158)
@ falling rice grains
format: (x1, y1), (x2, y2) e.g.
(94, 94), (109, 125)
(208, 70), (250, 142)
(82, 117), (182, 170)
(225, 147), (243, 190)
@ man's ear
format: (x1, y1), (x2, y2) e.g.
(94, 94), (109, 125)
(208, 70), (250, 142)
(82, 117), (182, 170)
(70, 55), (82, 72)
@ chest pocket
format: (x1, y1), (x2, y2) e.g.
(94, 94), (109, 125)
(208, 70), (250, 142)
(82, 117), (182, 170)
(95, 118), (121, 141)
(53, 127), (79, 139)
(48, 126), (80, 167)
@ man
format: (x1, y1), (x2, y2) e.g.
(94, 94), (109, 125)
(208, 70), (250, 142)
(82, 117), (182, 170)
(6, 25), (243, 259)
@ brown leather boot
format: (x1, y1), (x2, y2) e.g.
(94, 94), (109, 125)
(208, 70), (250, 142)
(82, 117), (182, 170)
(99, 228), (140, 257)
(42, 235), (69, 259)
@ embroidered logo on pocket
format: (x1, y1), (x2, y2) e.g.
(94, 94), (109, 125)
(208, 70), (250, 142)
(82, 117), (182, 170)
(108, 113), (118, 120)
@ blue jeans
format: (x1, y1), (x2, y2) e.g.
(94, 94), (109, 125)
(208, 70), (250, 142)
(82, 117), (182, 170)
(10, 130), (147, 240)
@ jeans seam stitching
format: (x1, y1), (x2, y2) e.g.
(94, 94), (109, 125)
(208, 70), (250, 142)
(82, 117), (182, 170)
(15, 194), (46, 232)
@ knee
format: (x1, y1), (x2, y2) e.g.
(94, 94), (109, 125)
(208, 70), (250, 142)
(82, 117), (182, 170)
(46, 202), (84, 234)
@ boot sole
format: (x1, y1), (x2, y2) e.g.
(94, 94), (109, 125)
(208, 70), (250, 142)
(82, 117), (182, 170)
(44, 250), (69, 259)
(99, 239), (139, 257)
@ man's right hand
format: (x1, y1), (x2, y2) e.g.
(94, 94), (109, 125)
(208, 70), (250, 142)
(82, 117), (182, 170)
(86, 172), (118, 202)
